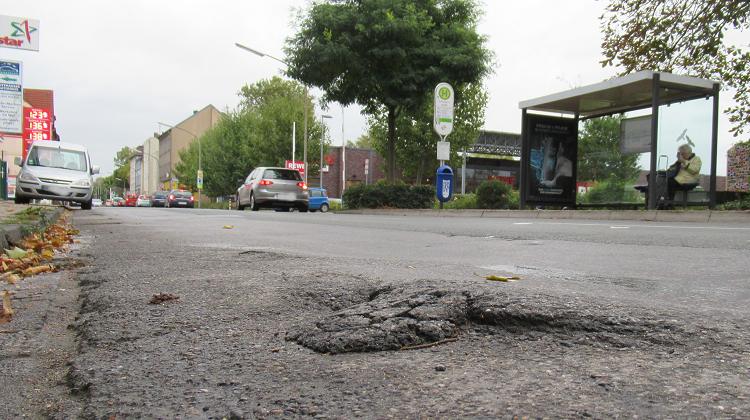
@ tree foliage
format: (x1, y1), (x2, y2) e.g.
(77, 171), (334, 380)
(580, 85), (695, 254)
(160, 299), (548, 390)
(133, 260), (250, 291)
(577, 116), (640, 182)
(175, 77), (325, 197)
(601, 0), (750, 136)
(285, 0), (492, 182)
(366, 82), (487, 183)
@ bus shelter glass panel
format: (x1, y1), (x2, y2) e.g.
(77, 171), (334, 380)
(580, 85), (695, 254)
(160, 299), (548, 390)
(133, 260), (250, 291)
(576, 115), (643, 206)
(656, 98), (713, 203)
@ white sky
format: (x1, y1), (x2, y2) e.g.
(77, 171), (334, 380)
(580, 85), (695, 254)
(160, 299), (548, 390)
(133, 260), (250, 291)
(1, 0), (746, 176)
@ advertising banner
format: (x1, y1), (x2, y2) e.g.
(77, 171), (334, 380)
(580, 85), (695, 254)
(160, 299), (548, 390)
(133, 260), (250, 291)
(525, 114), (578, 205)
(285, 160), (305, 174)
(620, 115), (651, 154)
(0, 16), (39, 51)
(0, 59), (22, 134)
(22, 107), (52, 158)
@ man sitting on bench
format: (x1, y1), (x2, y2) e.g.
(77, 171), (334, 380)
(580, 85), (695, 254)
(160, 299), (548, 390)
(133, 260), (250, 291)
(667, 144), (701, 202)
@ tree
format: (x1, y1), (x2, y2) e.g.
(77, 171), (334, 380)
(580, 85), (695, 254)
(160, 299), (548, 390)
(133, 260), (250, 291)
(367, 82), (487, 184)
(601, 1), (750, 136)
(175, 77), (325, 197)
(577, 116), (640, 182)
(285, 0), (492, 182)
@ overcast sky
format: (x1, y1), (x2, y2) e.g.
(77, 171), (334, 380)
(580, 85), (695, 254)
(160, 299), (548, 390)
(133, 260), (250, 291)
(1, 0), (746, 176)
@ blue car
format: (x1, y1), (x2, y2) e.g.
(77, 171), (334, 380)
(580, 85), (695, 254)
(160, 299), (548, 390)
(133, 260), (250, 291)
(308, 188), (330, 212)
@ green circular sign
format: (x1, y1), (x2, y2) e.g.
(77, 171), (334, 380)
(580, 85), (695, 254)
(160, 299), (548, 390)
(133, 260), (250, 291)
(438, 87), (451, 100)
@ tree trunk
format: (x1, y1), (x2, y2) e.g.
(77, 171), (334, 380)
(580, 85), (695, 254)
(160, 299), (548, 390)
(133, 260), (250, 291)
(387, 106), (397, 183)
(416, 156), (425, 185)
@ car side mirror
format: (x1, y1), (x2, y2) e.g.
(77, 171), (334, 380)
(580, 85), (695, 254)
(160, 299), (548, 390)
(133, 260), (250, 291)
(91, 165), (100, 175)
(14, 157), (22, 166)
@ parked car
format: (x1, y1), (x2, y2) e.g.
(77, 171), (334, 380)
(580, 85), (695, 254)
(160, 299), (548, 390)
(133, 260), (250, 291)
(166, 190), (195, 208)
(113, 197), (125, 207)
(136, 195), (151, 207)
(236, 167), (309, 212)
(14, 140), (100, 209)
(125, 193), (138, 207)
(104, 199), (114, 207)
(92, 198), (103, 207)
(308, 188), (330, 213)
(150, 191), (168, 207)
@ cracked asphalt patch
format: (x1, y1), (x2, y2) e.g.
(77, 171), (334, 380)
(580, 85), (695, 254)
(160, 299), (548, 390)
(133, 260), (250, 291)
(286, 285), (691, 354)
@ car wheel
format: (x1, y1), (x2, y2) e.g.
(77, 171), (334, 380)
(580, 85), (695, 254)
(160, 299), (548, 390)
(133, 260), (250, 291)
(81, 199), (92, 210)
(298, 205), (308, 213)
(250, 194), (259, 211)
(320, 203), (330, 213)
(236, 195), (244, 211)
(14, 195), (29, 204)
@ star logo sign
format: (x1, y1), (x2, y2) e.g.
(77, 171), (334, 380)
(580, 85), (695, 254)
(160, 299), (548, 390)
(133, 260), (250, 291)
(10, 20), (37, 43)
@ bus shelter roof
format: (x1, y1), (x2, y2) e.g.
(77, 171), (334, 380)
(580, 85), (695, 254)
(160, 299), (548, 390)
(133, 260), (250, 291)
(518, 71), (718, 119)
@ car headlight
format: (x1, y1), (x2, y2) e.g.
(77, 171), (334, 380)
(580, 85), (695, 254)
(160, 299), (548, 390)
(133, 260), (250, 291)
(71, 179), (91, 188)
(18, 171), (39, 183)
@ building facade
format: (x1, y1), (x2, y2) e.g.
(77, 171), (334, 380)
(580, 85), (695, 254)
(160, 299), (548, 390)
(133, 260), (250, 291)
(158, 105), (222, 190)
(319, 146), (386, 198)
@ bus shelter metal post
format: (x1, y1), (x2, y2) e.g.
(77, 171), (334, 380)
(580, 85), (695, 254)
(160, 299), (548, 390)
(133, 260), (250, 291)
(520, 108), (529, 209)
(709, 83), (720, 209)
(648, 73), (661, 210)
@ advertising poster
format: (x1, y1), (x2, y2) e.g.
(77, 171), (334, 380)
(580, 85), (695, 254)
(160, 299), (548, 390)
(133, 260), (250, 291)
(525, 114), (578, 205)
(0, 59), (22, 133)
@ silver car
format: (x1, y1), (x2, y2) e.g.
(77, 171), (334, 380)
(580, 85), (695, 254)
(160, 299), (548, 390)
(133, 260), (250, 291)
(236, 167), (309, 212)
(15, 141), (99, 209)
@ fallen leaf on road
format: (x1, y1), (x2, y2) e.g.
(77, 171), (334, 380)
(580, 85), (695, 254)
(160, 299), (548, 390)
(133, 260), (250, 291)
(4, 247), (28, 259)
(41, 248), (55, 260)
(149, 293), (180, 304)
(485, 275), (509, 282)
(1, 273), (21, 285)
(2, 290), (14, 319)
(223, 225), (234, 229)
(22, 264), (54, 277)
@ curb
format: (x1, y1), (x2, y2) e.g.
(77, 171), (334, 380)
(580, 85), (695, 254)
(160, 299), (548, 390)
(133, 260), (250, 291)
(336, 209), (750, 224)
(0, 207), (65, 250)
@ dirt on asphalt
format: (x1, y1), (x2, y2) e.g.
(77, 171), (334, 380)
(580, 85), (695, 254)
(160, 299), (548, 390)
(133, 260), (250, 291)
(3, 210), (749, 418)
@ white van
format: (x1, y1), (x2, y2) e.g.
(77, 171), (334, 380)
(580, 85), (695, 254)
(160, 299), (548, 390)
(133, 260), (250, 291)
(15, 141), (100, 209)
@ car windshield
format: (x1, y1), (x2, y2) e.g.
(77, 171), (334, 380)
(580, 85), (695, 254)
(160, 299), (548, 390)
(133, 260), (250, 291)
(154, 192), (167, 198)
(263, 169), (301, 181)
(27, 146), (88, 171)
(172, 191), (192, 198)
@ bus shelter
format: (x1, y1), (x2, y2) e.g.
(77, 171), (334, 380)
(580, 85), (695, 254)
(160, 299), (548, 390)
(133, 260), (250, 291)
(518, 71), (720, 209)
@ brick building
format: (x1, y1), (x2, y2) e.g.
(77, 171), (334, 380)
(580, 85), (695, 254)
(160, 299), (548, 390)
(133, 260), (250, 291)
(319, 146), (385, 198)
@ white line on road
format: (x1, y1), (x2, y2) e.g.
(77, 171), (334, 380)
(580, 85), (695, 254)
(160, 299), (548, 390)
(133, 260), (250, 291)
(534, 221), (750, 231)
(610, 226), (630, 229)
(514, 222), (533, 225)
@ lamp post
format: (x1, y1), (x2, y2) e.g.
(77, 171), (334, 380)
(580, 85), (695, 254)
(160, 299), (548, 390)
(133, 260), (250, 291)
(158, 122), (201, 208)
(235, 42), (311, 184)
(320, 114), (333, 188)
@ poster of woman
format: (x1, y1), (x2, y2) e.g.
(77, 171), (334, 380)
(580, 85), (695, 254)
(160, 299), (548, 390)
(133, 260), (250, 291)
(525, 115), (578, 206)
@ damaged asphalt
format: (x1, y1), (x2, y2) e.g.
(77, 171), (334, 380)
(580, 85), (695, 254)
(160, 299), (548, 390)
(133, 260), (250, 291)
(2, 208), (749, 418)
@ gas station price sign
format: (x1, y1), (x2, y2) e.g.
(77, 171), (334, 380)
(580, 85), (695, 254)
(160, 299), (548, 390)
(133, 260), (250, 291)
(22, 106), (53, 158)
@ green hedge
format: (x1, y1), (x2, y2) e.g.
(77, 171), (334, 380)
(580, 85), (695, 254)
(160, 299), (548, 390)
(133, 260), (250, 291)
(475, 180), (517, 209)
(343, 183), (435, 209)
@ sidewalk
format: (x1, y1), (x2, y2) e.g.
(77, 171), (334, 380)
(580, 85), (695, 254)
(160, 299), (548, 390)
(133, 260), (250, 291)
(337, 208), (750, 224)
(0, 201), (64, 249)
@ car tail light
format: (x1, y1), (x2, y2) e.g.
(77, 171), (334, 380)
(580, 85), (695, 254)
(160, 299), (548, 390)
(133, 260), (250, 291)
(259, 179), (273, 186)
(297, 182), (308, 190)
(169, 194), (175, 200)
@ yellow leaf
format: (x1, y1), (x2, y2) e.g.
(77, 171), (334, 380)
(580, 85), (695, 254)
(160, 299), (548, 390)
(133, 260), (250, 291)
(1, 273), (21, 285)
(4, 247), (28, 259)
(485, 275), (509, 282)
(1, 261), (7, 272)
(22, 265), (53, 277)
(2, 291), (13, 317)
(223, 225), (234, 229)
(41, 249), (55, 260)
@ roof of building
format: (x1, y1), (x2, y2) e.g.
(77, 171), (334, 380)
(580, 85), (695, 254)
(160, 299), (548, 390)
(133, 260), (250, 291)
(23, 89), (55, 113)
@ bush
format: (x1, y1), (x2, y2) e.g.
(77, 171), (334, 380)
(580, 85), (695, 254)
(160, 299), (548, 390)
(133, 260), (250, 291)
(343, 183), (435, 209)
(438, 194), (478, 209)
(719, 198), (750, 210)
(475, 180), (515, 209)
(580, 179), (641, 204)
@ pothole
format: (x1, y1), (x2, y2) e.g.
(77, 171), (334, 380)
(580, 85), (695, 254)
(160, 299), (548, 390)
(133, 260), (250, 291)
(286, 286), (689, 354)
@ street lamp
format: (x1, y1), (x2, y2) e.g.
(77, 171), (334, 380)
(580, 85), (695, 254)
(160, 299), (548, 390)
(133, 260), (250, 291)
(320, 114), (333, 188)
(235, 42), (311, 184)
(158, 122), (202, 208)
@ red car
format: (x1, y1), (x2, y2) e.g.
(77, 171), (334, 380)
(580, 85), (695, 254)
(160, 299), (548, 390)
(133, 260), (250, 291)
(125, 193), (138, 207)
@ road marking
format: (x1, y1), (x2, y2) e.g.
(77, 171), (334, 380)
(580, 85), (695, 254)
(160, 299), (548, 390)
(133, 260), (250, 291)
(514, 222), (533, 225)
(610, 226), (630, 229)
(535, 221), (750, 231)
